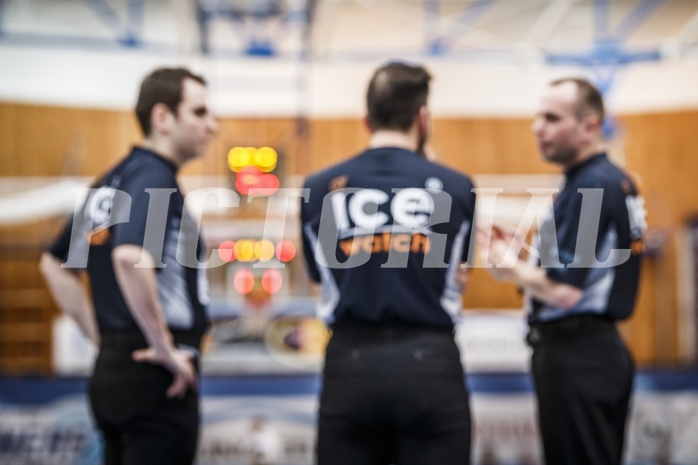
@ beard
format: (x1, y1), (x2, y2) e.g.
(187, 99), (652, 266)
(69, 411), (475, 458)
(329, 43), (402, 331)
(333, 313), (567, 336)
(544, 145), (578, 166)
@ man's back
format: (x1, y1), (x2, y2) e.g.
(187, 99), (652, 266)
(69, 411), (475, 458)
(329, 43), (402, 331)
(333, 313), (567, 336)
(301, 146), (476, 327)
(306, 60), (473, 465)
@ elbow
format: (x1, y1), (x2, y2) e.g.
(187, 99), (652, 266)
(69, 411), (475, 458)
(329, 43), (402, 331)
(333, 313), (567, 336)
(111, 245), (153, 273)
(39, 252), (58, 279)
(39, 252), (50, 276)
(111, 248), (133, 272)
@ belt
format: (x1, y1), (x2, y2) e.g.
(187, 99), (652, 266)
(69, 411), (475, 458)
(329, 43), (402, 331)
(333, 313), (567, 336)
(331, 319), (455, 339)
(101, 330), (202, 351)
(526, 314), (615, 346)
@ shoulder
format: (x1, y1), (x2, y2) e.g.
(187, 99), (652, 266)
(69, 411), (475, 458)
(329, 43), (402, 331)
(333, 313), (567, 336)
(569, 155), (628, 187)
(117, 152), (178, 192)
(427, 160), (474, 188)
(566, 157), (638, 220)
(587, 157), (636, 195)
(303, 156), (362, 192)
(416, 160), (476, 205)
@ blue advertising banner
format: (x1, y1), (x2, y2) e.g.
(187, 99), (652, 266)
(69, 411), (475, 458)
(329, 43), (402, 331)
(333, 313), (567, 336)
(1, 372), (698, 465)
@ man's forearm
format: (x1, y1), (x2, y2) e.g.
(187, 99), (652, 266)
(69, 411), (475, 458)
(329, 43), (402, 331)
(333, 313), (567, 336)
(39, 252), (100, 345)
(111, 245), (175, 354)
(511, 259), (583, 310)
(112, 245), (196, 398)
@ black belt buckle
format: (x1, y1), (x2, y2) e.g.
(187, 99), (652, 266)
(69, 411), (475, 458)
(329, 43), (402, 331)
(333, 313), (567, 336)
(526, 326), (541, 346)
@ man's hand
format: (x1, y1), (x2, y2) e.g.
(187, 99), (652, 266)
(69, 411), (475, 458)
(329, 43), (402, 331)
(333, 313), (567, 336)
(112, 245), (198, 399)
(476, 224), (522, 280)
(132, 346), (197, 398)
(475, 225), (583, 309)
(455, 266), (470, 292)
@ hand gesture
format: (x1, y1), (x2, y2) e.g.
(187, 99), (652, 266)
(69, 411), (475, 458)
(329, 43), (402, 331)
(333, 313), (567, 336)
(476, 224), (522, 281)
(132, 346), (197, 398)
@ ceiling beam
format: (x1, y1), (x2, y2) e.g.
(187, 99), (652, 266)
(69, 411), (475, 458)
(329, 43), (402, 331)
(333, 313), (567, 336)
(676, 7), (698, 43)
(522, 0), (572, 48)
(172, 0), (198, 54)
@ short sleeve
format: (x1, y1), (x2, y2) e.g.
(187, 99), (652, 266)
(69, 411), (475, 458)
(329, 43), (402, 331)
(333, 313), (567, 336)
(546, 193), (584, 287)
(545, 179), (615, 288)
(300, 179), (321, 283)
(110, 165), (178, 253)
(460, 178), (477, 263)
(48, 216), (75, 262)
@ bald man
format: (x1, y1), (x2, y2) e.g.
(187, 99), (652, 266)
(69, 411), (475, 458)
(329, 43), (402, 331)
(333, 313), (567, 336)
(482, 78), (646, 465)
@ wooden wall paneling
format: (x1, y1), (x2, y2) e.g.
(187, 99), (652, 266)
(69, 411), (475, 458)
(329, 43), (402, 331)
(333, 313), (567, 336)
(0, 103), (142, 177)
(239, 118), (304, 177)
(0, 224), (55, 374)
(619, 257), (659, 366)
(17, 105), (84, 176)
(2, 101), (698, 367)
(461, 269), (523, 310)
(0, 104), (18, 176)
(186, 118), (305, 177)
(0, 215), (68, 373)
(80, 108), (140, 176)
(432, 118), (557, 175)
(618, 111), (698, 365)
(434, 118), (554, 313)
(308, 119), (368, 174)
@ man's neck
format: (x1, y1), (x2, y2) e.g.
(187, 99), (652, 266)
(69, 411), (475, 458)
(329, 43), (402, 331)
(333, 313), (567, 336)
(141, 138), (181, 168)
(368, 129), (418, 152)
(563, 142), (604, 171)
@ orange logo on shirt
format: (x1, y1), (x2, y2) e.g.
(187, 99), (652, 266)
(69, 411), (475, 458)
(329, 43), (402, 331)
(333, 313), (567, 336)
(87, 227), (111, 246)
(630, 239), (645, 255)
(338, 233), (431, 256)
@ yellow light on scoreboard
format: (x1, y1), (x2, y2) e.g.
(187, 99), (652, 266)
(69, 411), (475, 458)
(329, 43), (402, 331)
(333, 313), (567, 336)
(227, 146), (277, 173)
(227, 147), (252, 172)
(229, 239), (283, 262)
(255, 147), (278, 172)
(234, 240), (255, 262)
(254, 239), (276, 262)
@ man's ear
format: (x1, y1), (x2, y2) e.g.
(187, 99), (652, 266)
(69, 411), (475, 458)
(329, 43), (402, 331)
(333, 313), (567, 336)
(417, 105), (430, 134)
(583, 113), (602, 138)
(150, 103), (174, 134)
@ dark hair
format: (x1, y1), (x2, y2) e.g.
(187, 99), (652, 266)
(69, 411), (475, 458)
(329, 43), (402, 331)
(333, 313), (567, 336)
(550, 77), (605, 122)
(366, 62), (431, 132)
(135, 67), (206, 136)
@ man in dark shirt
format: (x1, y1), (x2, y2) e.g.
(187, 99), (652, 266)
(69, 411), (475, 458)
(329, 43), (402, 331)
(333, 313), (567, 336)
(481, 78), (646, 465)
(301, 62), (475, 465)
(40, 67), (218, 465)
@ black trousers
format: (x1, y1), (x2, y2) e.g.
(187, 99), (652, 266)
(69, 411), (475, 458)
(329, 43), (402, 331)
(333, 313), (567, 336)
(88, 332), (200, 465)
(529, 315), (635, 465)
(317, 321), (471, 465)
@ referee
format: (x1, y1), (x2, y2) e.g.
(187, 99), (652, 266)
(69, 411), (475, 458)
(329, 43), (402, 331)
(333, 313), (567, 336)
(301, 62), (476, 465)
(481, 78), (646, 465)
(40, 68), (218, 465)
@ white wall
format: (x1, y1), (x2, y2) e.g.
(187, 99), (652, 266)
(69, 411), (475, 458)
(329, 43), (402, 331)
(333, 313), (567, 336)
(2, 44), (698, 117)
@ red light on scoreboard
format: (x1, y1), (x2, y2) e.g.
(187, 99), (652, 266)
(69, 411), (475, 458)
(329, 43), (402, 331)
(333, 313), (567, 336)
(261, 269), (283, 295)
(228, 146), (280, 196)
(233, 268), (255, 294)
(275, 240), (296, 263)
(217, 240), (236, 263)
(234, 166), (279, 196)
